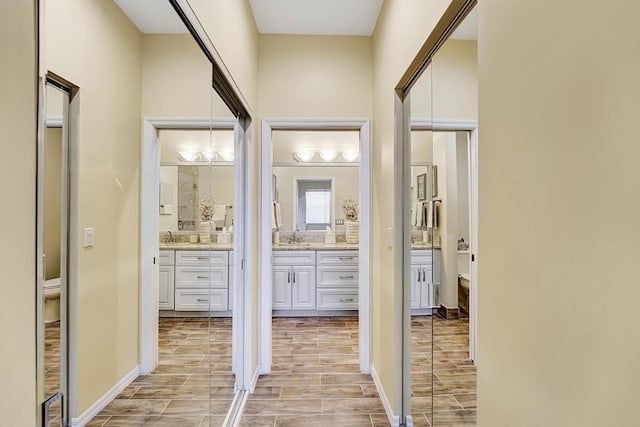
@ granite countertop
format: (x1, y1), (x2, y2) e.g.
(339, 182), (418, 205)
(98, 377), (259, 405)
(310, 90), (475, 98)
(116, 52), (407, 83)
(159, 243), (233, 251)
(272, 242), (359, 251)
(412, 243), (441, 249)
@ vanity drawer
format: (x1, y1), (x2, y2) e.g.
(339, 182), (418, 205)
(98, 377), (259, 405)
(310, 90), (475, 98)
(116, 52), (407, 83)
(175, 266), (228, 289)
(316, 289), (359, 310)
(176, 250), (228, 266)
(316, 266), (359, 288)
(272, 251), (315, 266)
(175, 289), (228, 311)
(316, 251), (358, 266)
(159, 250), (175, 266)
(411, 250), (433, 266)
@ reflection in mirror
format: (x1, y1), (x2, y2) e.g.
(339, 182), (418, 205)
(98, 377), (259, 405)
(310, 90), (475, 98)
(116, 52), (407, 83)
(39, 82), (68, 426)
(406, 5), (477, 426)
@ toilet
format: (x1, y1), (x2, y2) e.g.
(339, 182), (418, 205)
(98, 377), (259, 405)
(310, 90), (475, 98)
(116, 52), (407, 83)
(44, 277), (61, 323)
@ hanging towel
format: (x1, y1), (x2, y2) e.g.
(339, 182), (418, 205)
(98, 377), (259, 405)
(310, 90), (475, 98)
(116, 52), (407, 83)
(274, 202), (283, 229)
(416, 202), (424, 227)
(426, 200), (434, 229)
(272, 202), (277, 230)
(410, 202), (418, 226)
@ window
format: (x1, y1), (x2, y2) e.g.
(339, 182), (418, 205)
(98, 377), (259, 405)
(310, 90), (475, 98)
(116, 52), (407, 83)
(296, 179), (333, 231)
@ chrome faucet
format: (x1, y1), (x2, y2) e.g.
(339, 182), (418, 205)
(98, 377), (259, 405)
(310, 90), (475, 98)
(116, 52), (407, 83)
(288, 231), (301, 244)
(166, 231), (176, 244)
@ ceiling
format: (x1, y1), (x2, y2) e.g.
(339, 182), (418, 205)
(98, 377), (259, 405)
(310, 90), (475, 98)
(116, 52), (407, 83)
(112, 0), (187, 33)
(249, 0), (384, 36)
(113, 0), (471, 40)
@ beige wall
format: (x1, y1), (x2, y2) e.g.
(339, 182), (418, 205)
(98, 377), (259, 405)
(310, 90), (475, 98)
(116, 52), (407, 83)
(259, 35), (373, 118)
(478, 0), (640, 425)
(371, 0), (453, 413)
(141, 34), (232, 118)
(0, 1), (37, 424)
(45, 0), (142, 415)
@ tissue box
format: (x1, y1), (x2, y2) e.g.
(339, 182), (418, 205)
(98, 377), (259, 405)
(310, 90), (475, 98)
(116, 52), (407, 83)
(218, 233), (232, 244)
(324, 232), (336, 244)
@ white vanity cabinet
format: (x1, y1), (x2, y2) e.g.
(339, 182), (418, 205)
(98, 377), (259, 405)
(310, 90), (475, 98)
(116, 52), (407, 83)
(174, 250), (229, 312)
(159, 250), (175, 310)
(316, 250), (359, 310)
(272, 251), (316, 310)
(411, 249), (440, 311)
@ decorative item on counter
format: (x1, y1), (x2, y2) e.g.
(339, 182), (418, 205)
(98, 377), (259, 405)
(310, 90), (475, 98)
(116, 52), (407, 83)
(324, 226), (336, 245)
(197, 197), (215, 244)
(273, 231), (280, 244)
(190, 235), (198, 244)
(343, 198), (360, 244)
(218, 226), (232, 244)
(458, 238), (469, 251)
(423, 230), (430, 243)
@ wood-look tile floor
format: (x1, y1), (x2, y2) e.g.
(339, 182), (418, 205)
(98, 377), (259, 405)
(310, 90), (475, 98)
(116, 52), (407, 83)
(88, 317), (234, 427)
(240, 317), (390, 427)
(45, 321), (62, 423)
(411, 314), (476, 427)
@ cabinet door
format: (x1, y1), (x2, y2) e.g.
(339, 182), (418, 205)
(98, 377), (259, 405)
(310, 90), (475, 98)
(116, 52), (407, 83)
(291, 266), (316, 310)
(158, 265), (174, 310)
(421, 266), (434, 308)
(272, 266), (292, 309)
(411, 264), (421, 309)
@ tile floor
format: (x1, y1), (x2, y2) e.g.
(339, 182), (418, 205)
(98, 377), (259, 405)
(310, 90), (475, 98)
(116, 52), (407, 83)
(88, 317), (234, 426)
(411, 314), (477, 426)
(239, 316), (389, 427)
(44, 321), (62, 423)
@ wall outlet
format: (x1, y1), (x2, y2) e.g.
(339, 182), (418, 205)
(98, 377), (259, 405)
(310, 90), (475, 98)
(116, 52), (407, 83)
(335, 218), (345, 225)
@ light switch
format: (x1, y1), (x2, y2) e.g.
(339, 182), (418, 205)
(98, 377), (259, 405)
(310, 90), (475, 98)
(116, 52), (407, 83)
(83, 228), (94, 248)
(387, 227), (393, 248)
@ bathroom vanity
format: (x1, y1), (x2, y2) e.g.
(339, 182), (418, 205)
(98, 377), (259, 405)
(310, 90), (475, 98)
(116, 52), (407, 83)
(159, 243), (233, 316)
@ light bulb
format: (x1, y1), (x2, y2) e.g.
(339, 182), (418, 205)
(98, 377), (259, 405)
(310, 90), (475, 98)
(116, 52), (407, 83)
(218, 151), (234, 162)
(201, 151), (215, 161)
(341, 152), (359, 162)
(319, 151), (338, 162)
(294, 152), (315, 162)
(178, 151), (199, 162)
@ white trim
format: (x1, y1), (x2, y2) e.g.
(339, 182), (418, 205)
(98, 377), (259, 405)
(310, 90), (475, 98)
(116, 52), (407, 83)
(228, 390), (250, 427)
(411, 118), (477, 131)
(45, 115), (63, 127)
(250, 366), (259, 393)
(259, 119), (371, 374)
(70, 366), (140, 427)
(371, 364), (401, 427)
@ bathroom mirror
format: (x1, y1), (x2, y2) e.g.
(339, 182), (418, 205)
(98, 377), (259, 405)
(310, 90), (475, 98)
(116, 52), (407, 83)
(272, 130), (360, 233)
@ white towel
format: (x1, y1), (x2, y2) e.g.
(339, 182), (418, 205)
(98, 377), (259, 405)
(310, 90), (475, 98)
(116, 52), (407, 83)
(410, 203), (418, 226)
(426, 201), (433, 228)
(272, 202), (277, 230)
(416, 202), (424, 227)
(274, 202), (283, 228)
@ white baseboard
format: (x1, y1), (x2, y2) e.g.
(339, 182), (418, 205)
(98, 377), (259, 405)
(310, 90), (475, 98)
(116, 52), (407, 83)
(371, 364), (400, 427)
(71, 365), (140, 426)
(250, 366), (259, 392)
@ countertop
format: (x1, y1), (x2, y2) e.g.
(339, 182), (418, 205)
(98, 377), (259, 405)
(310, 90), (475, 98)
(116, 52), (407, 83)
(160, 242), (440, 251)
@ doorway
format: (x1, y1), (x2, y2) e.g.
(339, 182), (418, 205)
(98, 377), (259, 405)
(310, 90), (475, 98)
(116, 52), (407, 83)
(259, 120), (371, 375)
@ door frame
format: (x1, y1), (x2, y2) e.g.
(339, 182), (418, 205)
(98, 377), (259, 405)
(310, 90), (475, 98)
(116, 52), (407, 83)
(139, 117), (249, 389)
(260, 119), (371, 374)
(411, 119), (478, 362)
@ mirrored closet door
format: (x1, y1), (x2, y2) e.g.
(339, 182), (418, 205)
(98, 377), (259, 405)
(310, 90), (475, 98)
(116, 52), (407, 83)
(402, 3), (478, 426)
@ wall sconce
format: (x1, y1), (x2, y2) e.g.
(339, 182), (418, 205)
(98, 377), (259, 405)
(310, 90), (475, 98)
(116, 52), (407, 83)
(218, 151), (234, 162)
(201, 151), (215, 161)
(177, 150), (234, 162)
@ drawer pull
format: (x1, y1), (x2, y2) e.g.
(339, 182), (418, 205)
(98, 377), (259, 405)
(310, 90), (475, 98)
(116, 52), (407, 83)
(339, 298), (354, 303)
(339, 275), (355, 280)
(339, 257), (354, 260)
(196, 299), (209, 303)
(197, 257), (209, 260)
(196, 276), (209, 279)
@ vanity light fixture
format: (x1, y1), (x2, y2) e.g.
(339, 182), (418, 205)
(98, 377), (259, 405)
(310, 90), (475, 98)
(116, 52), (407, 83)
(178, 151), (200, 162)
(319, 151), (338, 162)
(341, 152), (359, 162)
(294, 152), (315, 162)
